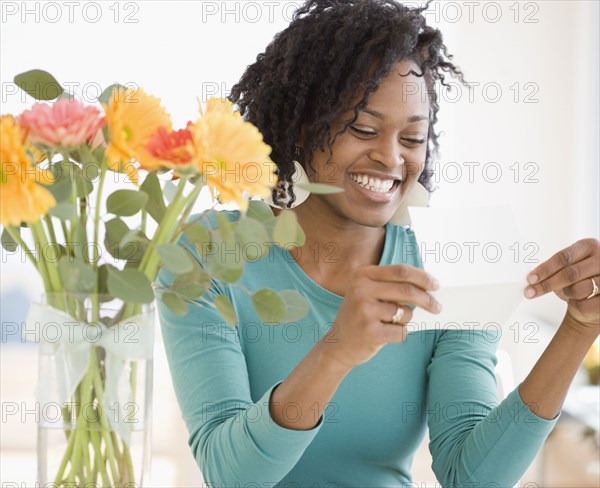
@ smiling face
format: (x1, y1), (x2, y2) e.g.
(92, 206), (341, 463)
(300, 59), (430, 228)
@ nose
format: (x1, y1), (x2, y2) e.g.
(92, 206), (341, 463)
(368, 136), (404, 171)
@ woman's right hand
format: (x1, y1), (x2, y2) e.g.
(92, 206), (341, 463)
(320, 264), (442, 371)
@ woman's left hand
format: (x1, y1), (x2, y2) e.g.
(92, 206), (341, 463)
(524, 238), (600, 335)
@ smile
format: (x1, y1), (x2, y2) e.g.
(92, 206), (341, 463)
(348, 173), (401, 202)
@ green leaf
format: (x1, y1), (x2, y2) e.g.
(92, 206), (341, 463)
(50, 161), (92, 198)
(214, 294), (237, 326)
(78, 145), (101, 181)
(106, 190), (148, 217)
(183, 222), (211, 246)
(98, 83), (125, 106)
(279, 290), (310, 322)
(157, 244), (195, 274)
(272, 210), (305, 247)
(104, 218), (129, 259)
(1, 227), (19, 252)
(97, 264), (112, 300)
(161, 292), (188, 317)
(14, 69), (63, 101)
(216, 211), (236, 246)
(58, 256), (96, 293)
(47, 163), (73, 203)
(163, 180), (178, 204)
(252, 288), (286, 323)
(171, 260), (211, 299)
(236, 217), (269, 262)
(140, 172), (166, 224)
(49, 201), (73, 220)
(124, 232), (150, 268)
(295, 182), (344, 194)
(205, 258), (244, 283)
(107, 267), (154, 304)
(247, 199), (275, 223)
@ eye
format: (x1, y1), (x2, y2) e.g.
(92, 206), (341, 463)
(401, 138), (427, 147)
(350, 126), (377, 138)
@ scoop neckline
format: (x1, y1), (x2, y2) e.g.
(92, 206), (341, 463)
(279, 223), (397, 306)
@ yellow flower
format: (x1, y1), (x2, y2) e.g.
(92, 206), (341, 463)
(1, 115), (55, 227)
(191, 98), (277, 213)
(103, 87), (172, 185)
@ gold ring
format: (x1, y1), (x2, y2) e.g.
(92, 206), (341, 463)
(391, 305), (404, 324)
(586, 277), (599, 300)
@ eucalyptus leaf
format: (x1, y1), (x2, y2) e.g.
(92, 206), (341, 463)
(252, 288), (286, 323)
(171, 260), (211, 300)
(163, 180), (178, 204)
(216, 211), (236, 246)
(214, 294), (237, 326)
(205, 253), (244, 283)
(183, 222), (211, 247)
(107, 267), (154, 304)
(272, 210), (305, 247)
(236, 217), (269, 262)
(106, 190), (148, 217)
(157, 244), (195, 274)
(104, 218), (129, 259)
(97, 264), (111, 299)
(99, 83), (126, 106)
(1, 227), (19, 252)
(247, 199), (275, 223)
(14, 69), (63, 101)
(279, 290), (310, 322)
(296, 182), (344, 194)
(49, 201), (74, 220)
(161, 292), (188, 317)
(58, 256), (96, 293)
(51, 161), (92, 198)
(140, 172), (166, 224)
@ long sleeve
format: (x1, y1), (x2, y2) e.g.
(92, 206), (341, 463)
(426, 328), (560, 488)
(155, 231), (323, 486)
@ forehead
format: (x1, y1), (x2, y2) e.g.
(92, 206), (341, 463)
(366, 60), (430, 117)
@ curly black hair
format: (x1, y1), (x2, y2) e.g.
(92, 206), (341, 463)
(228, 0), (468, 208)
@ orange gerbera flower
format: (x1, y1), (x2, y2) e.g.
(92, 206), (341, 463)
(0, 115), (55, 227)
(145, 122), (195, 173)
(102, 87), (172, 185)
(191, 98), (277, 213)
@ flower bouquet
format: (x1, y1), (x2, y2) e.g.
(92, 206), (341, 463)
(1, 69), (315, 486)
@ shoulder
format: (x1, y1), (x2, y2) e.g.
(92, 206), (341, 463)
(188, 208), (242, 231)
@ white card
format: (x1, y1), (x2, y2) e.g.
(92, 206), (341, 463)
(406, 205), (529, 331)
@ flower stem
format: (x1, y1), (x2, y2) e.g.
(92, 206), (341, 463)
(4, 225), (38, 269)
(93, 164), (107, 270)
(31, 221), (62, 293)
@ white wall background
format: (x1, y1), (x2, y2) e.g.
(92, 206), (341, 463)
(1, 1), (599, 486)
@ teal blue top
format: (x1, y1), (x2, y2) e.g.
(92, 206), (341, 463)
(156, 209), (560, 488)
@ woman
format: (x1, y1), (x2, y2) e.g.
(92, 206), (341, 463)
(157, 1), (600, 486)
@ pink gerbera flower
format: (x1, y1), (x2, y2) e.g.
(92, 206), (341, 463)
(18, 98), (105, 148)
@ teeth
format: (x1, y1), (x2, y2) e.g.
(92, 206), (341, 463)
(351, 173), (396, 193)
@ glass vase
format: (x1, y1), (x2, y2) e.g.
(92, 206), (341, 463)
(28, 292), (155, 487)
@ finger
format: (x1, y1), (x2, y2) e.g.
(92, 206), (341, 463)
(525, 255), (600, 298)
(362, 264), (439, 291)
(378, 302), (412, 324)
(370, 281), (442, 314)
(526, 239), (598, 287)
(562, 275), (600, 300)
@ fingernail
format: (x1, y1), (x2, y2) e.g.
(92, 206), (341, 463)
(527, 274), (538, 285)
(432, 279), (440, 290)
(525, 287), (536, 298)
(435, 301), (443, 312)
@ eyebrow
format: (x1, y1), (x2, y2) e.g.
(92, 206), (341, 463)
(362, 108), (428, 123)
